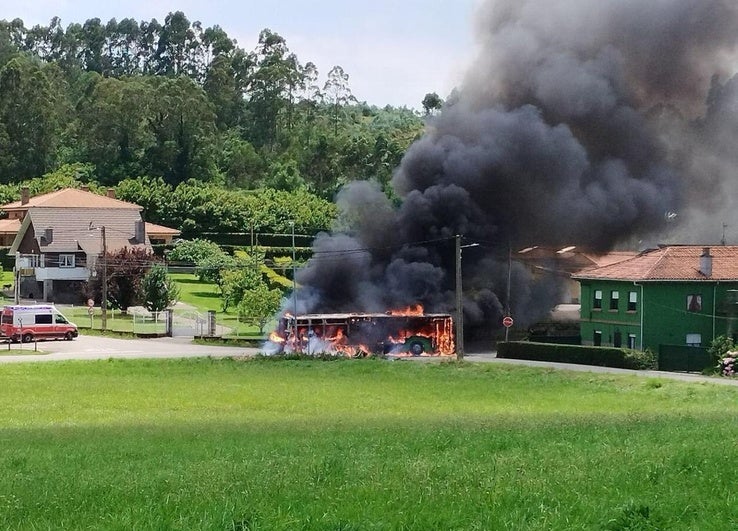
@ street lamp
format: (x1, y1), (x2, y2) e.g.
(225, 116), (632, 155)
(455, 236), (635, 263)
(455, 235), (479, 360)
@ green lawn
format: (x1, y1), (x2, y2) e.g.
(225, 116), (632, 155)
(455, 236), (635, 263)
(170, 272), (221, 311)
(170, 272), (275, 338)
(0, 358), (737, 529)
(58, 274), (272, 337)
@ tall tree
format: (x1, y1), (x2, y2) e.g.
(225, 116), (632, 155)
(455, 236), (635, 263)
(138, 19), (162, 75)
(0, 56), (60, 182)
(143, 75), (217, 185)
(155, 11), (201, 78)
(204, 54), (243, 130)
(74, 75), (154, 183)
(78, 18), (108, 73)
(245, 29), (302, 147)
(323, 65), (355, 136)
(105, 17), (142, 76)
(422, 92), (443, 115)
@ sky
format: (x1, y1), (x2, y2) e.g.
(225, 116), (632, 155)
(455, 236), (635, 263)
(0, 0), (481, 109)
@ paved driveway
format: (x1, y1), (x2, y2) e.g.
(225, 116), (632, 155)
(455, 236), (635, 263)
(0, 335), (260, 363)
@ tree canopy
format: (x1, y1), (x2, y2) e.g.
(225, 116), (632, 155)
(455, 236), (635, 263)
(0, 14), (426, 238)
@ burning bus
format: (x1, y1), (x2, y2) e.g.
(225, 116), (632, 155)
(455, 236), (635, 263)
(267, 306), (455, 357)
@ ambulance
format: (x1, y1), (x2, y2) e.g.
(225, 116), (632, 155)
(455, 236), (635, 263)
(0, 305), (78, 342)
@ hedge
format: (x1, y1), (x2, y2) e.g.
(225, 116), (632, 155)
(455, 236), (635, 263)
(497, 341), (657, 370)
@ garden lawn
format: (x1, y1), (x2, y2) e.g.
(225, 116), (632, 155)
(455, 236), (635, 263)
(169, 272), (221, 311)
(171, 272), (268, 337)
(0, 358), (737, 529)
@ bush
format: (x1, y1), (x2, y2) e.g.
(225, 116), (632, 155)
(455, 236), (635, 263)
(709, 335), (735, 363)
(717, 351), (738, 377)
(497, 341), (657, 370)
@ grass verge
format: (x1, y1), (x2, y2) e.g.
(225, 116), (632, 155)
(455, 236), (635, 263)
(0, 359), (736, 529)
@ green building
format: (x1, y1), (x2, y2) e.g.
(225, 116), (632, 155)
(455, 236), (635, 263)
(574, 245), (738, 353)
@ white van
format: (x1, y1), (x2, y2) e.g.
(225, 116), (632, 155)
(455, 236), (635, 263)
(0, 305), (78, 342)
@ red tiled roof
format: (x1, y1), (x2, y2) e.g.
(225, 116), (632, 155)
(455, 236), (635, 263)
(573, 245), (738, 281)
(1, 188), (140, 211)
(0, 218), (20, 233)
(516, 245), (635, 274)
(145, 222), (180, 236)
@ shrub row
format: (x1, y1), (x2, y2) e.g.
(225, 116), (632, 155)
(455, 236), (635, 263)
(497, 341), (657, 370)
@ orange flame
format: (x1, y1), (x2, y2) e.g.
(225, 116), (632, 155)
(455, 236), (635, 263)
(389, 304), (424, 316)
(270, 309), (455, 357)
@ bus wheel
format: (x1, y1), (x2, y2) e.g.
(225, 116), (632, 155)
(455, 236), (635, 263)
(65, 331), (74, 341)
(409, 340), (425, 356)
(22, 333), (33, 343)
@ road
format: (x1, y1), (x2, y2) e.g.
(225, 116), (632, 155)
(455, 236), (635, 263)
(0, 335), (260, 363)
(2, 335), (734, 387)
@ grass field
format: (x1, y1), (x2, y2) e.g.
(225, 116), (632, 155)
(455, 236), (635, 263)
(54, 274), (269, 337)
(0, 358), (737, 529)
(170, 273), (275, 338)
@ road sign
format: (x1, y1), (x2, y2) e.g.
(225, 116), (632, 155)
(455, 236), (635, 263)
(87, 298), (94, 308)
(502, 315), (514, 328)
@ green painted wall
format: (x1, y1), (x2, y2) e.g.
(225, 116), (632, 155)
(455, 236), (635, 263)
(579, 280), (738, 351)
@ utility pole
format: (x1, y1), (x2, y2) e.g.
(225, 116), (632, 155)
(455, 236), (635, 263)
(455, 235), (464, 360)
(101, 226), (107, 331)
(505, 242), (512, 343)
(455, 236), (480, 360)
(290, 221), (299, 352)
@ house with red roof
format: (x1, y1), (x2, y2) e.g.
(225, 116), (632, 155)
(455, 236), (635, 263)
(573, 245), (738, 368)
(1, 187), (180, 303)
(516, 245), (637, 304)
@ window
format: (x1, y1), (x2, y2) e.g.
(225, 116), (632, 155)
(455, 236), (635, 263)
(628, 334), (637, 349)
(59, 254), (75, 268)
(686, 333), (702, 347)
(628, 291), (637, 312)
(687, 294), (702, 312)
(35, 314), (52, 324)
(610, 290), (619, 311)
(593, 290), (602, 310)
(55, 314), (68, 324)
(593, 330), (602, 346)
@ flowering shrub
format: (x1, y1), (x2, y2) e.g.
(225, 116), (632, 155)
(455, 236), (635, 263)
(717, 351), (738, 377)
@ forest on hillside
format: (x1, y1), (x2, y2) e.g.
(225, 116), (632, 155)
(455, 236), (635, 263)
(0, 13), (440, 236)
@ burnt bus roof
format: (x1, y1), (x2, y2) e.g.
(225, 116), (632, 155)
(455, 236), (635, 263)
(285, 312), (453, 321)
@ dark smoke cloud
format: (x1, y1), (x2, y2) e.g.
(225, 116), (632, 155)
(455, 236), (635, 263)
(293, 0), (738, 332)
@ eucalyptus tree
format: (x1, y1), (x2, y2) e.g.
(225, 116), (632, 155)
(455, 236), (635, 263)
(323, 65), (356, 136)
(0, 56), (61, 182)
(77, 18), (108, 73)
(74, 75), (154, 184)
(154, 11), (202, 78)
(245, 29), (304, 147)
(105, 17), (142, 76)
(142, 75), (217, 185)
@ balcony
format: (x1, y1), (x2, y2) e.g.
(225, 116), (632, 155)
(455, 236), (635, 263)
(17, 253), (90, 281)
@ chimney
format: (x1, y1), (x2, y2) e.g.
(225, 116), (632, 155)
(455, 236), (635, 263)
(106, 188), (116, 199)
(42, 228), (53, 245)
(135, 220), (146, 243)
(700, 247), (712, 277)
(20, 187), (29, 205)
